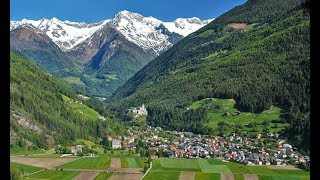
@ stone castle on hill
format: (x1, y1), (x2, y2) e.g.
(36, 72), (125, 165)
(128, 104), (148, 118)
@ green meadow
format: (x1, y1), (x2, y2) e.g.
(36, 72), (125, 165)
(121, 157), (145, 168)
(10, 162), (42, 174)
(10, 146), (46, 156)
(58, 157), (110, 169)
(143, 172), (181, 180)
(27, 170), (80, 180)
(94, 172), (112, 180)
(62, 95), (101, 121)
(189, 98), (288, 134)
(148, 158), (309, 179)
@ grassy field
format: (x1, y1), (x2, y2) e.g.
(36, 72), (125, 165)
(62, 95), (100, 121)
(105, 74), (118, 80)
(93, 147), (105, 154)
(30, 154), (69, 158)
(143, 172), (180, 180)
(198, 159), (231, 173)
(76, 139), (97, 147)
(127, 157), (145, 168)
(61, 76), (85, 86)
(159, 158), (200, 170)
(27, 170), (80, 180)
(94, 172), (112, 180)
(189, 98), (288, 134)
(234, 174), (244, 180)
(152, 158), (231, 173)
(10, 162), (42, 174)
(10, 147), (46, 156)
(58, 157), (110, 169)
(149, 158), (309, 179)
(195, 172), (220, 180)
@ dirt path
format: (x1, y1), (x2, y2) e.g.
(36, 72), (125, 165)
(179, 171), (195, 180)
(110, 158), (121, 169)
(267, 165), (300, 170)
(109, 174), (143, 180)
(10, 157), (76, 168)
(244, 174), (259, 180)
(73, 171), (99, 180)
(221, 173), (235, 180)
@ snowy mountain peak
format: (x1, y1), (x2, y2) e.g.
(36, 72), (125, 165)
(10, 11), (214, 53)
(10, 18), (109, 51)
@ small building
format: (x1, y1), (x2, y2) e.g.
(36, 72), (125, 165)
(71, 145), (82, 155)
(112, 139), (122, 149)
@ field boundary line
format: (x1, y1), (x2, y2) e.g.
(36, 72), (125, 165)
(26, 157), (82, 176)
(140, 162), (152, 180)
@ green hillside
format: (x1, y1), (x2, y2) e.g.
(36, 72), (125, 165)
(111, 0), (309, 152)
(10, 53), (126, 150)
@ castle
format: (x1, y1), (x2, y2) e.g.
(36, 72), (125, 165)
(128, 104), (148, 118)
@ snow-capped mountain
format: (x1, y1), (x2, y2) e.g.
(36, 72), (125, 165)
(163, 17), (214, 37)
(10, 10), (213, 54)
(10, 18), (109, 51)
(10, 11), (214, 97)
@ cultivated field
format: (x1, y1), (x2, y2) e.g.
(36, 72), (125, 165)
(58, 157), (110, 169)
(179, 171), (196, 180)
(10, 162), (42, 174)
(108, 174), (143, 180)
(10, 154), (309, 180)
(94, 172), (112, 180)
(73, 171), (99, 180)
(143, 172), (181, 180)
(10, 157), (76, 168)
(147, 158), (310, 180)
(244, 174), (259, 180)
(198, 159), (232, 173)
(221, 173), (234, 180)
(110, 158), (121, 169)
(26, 170), (80, 180)
(195, 173), (220, 180)
(121, 157), (145, 168)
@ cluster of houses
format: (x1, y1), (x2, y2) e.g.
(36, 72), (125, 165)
(110, 126), (309, 168)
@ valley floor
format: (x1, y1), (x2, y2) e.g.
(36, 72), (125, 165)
(10, 153), (309, 180)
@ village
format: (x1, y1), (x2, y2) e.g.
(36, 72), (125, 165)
(108, 126), (310, 169)
(63, 104), (309, 171)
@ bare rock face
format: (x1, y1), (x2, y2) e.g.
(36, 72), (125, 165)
(11, 110), (42, 134)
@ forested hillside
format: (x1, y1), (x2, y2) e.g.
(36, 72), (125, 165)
(10, 53), (125, 150)
(110, 0), (310, 153)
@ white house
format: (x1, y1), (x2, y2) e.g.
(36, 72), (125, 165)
(112, 139), (122, 149)
(71, 145), (82, 155)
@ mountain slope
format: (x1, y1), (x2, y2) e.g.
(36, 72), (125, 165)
(71, 25), (157, 96)
(10, 27), (81, 77)
(111, 0), (309, 151)
(10, 53), (125, 149)
(10, 11), (212, 97)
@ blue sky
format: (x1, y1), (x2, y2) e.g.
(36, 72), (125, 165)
(10, 0), (247, 22)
